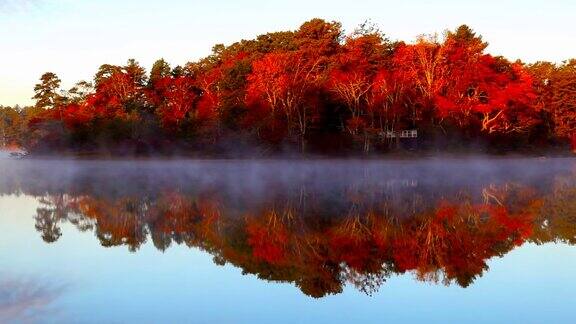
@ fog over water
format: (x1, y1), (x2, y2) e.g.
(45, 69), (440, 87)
(1, 156), (576, 323)
(0, 157), (573, 197)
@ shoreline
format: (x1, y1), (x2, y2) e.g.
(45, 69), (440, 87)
(4, 150), (574, 162)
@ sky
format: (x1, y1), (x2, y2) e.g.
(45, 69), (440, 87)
(1, 0), (575, 107)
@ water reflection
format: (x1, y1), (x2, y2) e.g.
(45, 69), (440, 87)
(1, 159), (575, 298)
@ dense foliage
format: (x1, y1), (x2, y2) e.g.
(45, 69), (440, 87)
(2, 19), (576, 155)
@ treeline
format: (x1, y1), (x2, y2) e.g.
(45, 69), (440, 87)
(2, 19), (576, 155)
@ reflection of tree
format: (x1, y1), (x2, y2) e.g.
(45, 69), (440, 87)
(77, 197), (149, 252)
(33, 193), (98, 244)
(34, 194), (78, 243)
(392, 201), (536, 287)
(34, 208), (62, 243)
(23, 179), (570, 299)
(6, 161), (574, 299)
(532, 174), (576, 244)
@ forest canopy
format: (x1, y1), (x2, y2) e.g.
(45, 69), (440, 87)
(1, 19), (576, 155)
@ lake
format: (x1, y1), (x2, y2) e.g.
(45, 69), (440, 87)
(1, 157), (575, 323)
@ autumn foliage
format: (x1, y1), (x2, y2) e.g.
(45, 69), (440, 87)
(3, 19), (575, 154)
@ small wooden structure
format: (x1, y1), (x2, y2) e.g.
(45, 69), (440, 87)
(381, 129), (418, 139)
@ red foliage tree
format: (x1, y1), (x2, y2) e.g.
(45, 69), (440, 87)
(247, 50), (323, 146)
(149, 76), (199, 128)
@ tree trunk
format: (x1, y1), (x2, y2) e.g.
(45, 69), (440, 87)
(363, 132), (371, 154)
(0, 125), (5, 148)
(571, 133), (576, 154)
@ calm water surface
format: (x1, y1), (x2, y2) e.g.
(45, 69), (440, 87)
(1, 157), (575, 323)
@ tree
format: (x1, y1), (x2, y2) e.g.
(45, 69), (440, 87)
(294, 18), (342, 56)
(125, 58), (147, 86)
(527, 60), (576, 151)
(154, 76), (200, 128)
(91, 60), (149, 118)
(388, 38), (448, 134)
(473, 58), (537, 135)
(149, 58), (172, 85)
(433, 26), (487, 125)
(32, 72), (63, 110)
(247, 50), (323, 148)
(404, 36), (448, 103)
(0, 106), (23, 147)
(550, 60), (576, 147)
(329, 26), (392, 137)
(66, 81), (93, 104)
(327, 29), (391, 151)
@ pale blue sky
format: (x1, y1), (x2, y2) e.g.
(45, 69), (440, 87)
(1, 0), (575, 106)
